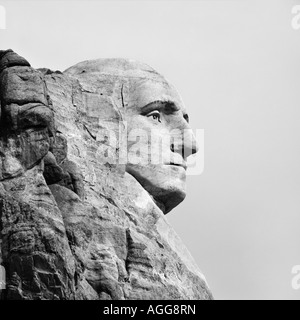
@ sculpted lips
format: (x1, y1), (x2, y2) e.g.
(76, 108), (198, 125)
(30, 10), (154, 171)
(168, 162), (187, 170)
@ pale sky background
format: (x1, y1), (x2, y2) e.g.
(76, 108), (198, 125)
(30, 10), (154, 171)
(1, 0), (300, 300)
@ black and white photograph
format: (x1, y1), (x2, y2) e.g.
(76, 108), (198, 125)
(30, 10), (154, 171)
(0, 0), (299, 304)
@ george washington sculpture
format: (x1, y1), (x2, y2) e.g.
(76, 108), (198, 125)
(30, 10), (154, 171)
(0, 50), (212, 300)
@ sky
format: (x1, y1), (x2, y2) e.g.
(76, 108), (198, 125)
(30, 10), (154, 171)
(1, 0), (300, 300)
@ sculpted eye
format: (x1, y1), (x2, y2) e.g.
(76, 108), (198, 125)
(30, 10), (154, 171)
(147, 110), (161, 123)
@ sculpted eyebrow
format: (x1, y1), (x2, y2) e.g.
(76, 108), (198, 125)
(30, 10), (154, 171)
(141, 100), (178, 113)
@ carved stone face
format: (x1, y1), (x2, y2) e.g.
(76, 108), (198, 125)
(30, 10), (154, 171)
(125, 77), (198, 213)
(64, 59), (199, 213)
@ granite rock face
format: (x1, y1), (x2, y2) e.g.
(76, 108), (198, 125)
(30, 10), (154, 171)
(0, 50), (212, 300)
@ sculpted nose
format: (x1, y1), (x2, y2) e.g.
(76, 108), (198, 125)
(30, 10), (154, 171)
(184, 129), (199, 158)
(170, 126), (199, 159)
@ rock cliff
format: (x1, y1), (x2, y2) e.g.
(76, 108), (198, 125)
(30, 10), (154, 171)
(0, 50), (212, 300)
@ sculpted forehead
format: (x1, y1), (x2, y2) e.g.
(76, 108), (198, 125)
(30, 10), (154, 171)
(64, 58), (162, 79)
(64, 58), (186, 112)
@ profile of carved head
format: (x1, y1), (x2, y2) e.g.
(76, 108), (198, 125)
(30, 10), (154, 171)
(0, 50), (211, 300)
(0, 50), (198, 214)
(64, 59), (199, 213)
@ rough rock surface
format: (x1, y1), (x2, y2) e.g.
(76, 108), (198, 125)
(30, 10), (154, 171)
(0, 50), (212, 300)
